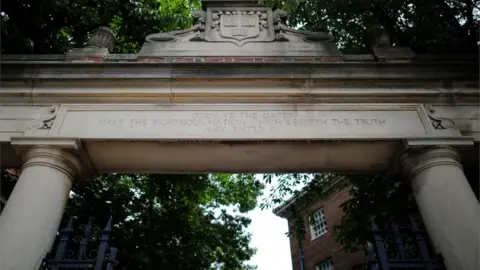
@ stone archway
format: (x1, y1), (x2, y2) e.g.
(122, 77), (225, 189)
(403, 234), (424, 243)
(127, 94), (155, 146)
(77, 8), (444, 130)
(0, 1), (479, 269)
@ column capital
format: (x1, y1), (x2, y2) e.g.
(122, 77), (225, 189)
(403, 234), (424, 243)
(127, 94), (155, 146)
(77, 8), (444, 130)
(400, 146), (463, 179)
(10, 137), (94, 182)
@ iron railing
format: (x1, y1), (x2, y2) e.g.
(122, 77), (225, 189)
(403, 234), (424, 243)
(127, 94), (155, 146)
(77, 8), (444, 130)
(366, 216), (445, 270)
(40, 217), (118, 270)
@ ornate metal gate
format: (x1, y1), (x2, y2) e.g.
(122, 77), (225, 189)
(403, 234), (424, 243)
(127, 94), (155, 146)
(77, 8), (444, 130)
(366, 216), (446, 270)
(40, 217), (118, 270)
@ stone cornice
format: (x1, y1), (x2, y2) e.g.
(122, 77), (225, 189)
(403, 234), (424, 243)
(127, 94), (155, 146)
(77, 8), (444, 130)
(0, 61), (478, 81)
(1, 57), (477, 105)
(21, 146), (84, 182)
(1, 53), (477, 61)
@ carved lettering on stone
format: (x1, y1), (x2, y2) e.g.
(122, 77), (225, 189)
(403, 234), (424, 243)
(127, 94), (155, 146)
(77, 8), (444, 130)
(54, 109), (430, 139)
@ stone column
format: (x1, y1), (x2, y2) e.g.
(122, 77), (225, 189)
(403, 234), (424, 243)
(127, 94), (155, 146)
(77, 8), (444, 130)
(401, 146), (480, 270)
(0, 145), (84, 270)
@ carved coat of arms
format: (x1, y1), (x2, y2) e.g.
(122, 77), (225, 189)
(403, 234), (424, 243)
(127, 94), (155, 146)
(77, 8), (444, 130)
(218, 11), (261, 41)
(207, 9), (273, 46)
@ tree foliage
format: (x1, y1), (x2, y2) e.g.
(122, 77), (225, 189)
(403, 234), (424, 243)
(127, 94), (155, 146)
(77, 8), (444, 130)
(1, 171), (262, 270)
(1, 0), (201, 54)
(2, 0), (478, 54)
(66, 173), (262, 270)
(261, 172), (419, 253)
(263, 0), (479, 54)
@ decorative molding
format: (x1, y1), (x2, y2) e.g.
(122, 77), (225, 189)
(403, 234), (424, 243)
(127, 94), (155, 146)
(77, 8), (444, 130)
(28, 105), (60, 130)
(10, 137), (95, 181)
(272, 9), (288, 41)
(203, 6), (274, 46)
(400, 146), (464, 179)
(404, 138), (474, 149)
(425, 105), (456, 130)
(190, 10), (207, 41)
(211, 10), (268, 30)
(21, 146), (84, 182)
(139, 3), (341, 55)
(65, 27), (114, 61)
(145, 27), (195, 42)
(86, 27), (116, 52)
(2, 61), (476, 80)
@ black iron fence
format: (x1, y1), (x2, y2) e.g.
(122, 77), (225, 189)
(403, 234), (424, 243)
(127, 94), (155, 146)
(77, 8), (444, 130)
(366, 215), (446, 270)
(40, 217), (117, 270)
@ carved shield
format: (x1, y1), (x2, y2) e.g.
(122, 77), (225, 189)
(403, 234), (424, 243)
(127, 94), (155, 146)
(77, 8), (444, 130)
(219, 13), (260, 41)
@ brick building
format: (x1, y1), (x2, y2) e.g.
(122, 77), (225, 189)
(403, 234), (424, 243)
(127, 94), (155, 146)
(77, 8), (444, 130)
(273, 182), (366, 270)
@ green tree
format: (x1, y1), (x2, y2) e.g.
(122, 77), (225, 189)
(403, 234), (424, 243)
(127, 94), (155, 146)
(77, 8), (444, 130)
(255, 0), (479, 252)
(262, 0), (479, 54)
(65, 173), (263, 270)
(1, 0), (201, 54)
(260, 173), (419, 253)
(1, 171), (262, 270)
(3, 0), (477, 54)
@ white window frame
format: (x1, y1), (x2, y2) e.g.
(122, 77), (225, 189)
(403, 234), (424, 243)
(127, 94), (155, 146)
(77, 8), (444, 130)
(309, 207), (328, 240)
(316, 258), (334, 270)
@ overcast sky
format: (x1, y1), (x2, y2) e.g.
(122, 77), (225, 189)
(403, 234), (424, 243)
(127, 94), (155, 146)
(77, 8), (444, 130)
(246, 176), (294, 270)
(247, 205), (292, 270)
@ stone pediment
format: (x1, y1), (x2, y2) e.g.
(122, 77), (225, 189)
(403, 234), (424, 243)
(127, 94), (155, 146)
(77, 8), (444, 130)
(138, 0), (341, 57)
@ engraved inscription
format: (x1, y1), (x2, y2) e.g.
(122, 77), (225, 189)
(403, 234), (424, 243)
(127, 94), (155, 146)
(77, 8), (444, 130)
(98, 111), (387, 134)
(57, 109), (428, 139)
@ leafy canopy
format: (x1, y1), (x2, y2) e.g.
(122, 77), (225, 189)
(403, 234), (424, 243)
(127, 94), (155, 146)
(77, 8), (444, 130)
(65, 173), (263, 270)
(1, 0), (201, 53)
(3, 0), (478, 54)
(263, 0), (479, 54)
(260, 173), (419, 253)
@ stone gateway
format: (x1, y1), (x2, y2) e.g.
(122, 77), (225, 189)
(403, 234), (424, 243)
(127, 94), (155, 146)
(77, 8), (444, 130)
(0, 0), (479, 270)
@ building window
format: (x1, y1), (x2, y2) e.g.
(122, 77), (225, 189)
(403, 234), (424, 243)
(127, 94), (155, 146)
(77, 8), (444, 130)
(310, 207), (328, 239)
(316, 259), (334, 270)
